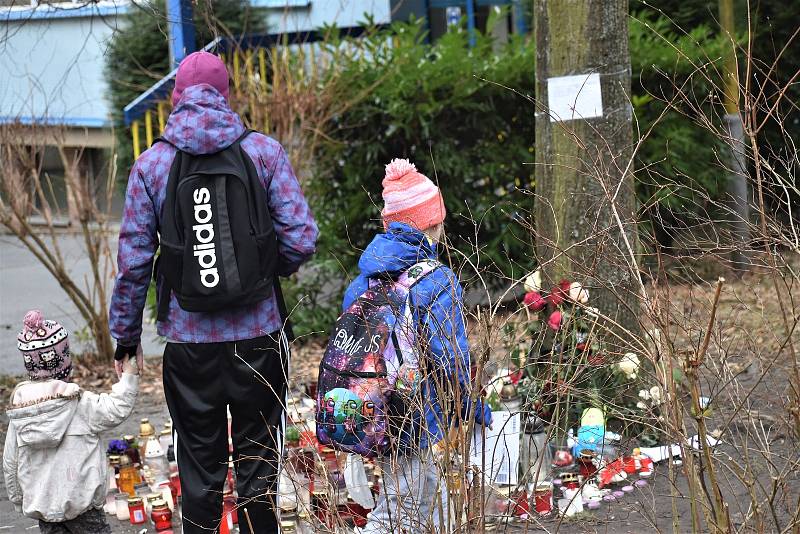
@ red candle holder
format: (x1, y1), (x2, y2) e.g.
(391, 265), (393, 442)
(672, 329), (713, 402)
(223, 491), (238, 525)
(577, 450), (598, 479)
(128, 497), (146, 525)
(151, 501), (173, 531)
(534, 484), (553, 516)
(561, 473), (580, 490)
(512, 490), (530, 517)
(169, 472), (181, 498)
(346, 500), (370, 527)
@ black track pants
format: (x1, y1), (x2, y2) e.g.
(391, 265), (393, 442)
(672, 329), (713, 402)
(163, 333), (288, 534)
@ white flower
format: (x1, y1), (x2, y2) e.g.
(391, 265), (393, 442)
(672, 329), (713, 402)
(524, 270), (542, 293)
(636, 401), (647, 410)
(638, 389), (651, 401)
(486, 378), (504, 399)
(486, 369), (510, 398)
(649, 386), (663, 404)
(568, 282), (589, 304)
(617, 353), (640, 379)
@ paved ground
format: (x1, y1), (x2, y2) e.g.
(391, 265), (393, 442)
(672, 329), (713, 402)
(0, 232), (163, 375)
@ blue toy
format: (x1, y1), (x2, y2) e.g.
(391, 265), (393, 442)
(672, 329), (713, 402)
(574, 407), (605, 456)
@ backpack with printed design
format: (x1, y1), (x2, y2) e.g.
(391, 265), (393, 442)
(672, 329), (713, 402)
(315, 260), (440, 457)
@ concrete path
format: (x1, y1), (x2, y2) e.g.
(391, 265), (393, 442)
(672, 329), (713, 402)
(0, 232), (163, 376)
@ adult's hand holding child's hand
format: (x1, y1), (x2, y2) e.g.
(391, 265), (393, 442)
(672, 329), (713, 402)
(121, 355), (139, 375)
(115, 344), (143, 377)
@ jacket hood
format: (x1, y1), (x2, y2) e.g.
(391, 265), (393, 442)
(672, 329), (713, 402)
(161, 84), (245, 155)
(6, 384), (81, 449)
(357, 222), (438, 277)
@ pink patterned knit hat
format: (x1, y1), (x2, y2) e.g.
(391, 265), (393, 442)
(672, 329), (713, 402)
(381, 158), (446, 231)
(17, 310), (71, 381)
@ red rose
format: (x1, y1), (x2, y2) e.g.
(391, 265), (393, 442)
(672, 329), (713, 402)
(547, 310), (562, 331)
(509, 368), (523, 385)
(548, 280), (571, 306)
(523, 291), (547, 312)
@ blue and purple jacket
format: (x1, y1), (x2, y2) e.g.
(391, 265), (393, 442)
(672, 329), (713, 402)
(343, 223), (490, 450)
(109, 84), (318, 345)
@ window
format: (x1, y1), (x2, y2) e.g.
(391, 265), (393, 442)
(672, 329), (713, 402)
(428, 4), (503, 41)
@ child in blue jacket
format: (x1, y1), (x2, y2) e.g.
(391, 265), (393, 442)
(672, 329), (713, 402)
(343, 159), (491, 533)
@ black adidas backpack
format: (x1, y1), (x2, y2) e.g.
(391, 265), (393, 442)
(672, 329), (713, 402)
(154, 130), (279, 319)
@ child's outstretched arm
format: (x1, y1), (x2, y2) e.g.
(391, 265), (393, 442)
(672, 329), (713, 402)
(80, 356), (140, 434)
(2, 425), (22, 511)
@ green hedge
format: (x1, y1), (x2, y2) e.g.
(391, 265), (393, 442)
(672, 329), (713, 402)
(311, 19), (537, 280)
(288, 16), (729, 337)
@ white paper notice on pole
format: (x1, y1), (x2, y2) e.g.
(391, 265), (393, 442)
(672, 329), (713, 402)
(470, 410), (520, 486)
(547, 73), (603, 122)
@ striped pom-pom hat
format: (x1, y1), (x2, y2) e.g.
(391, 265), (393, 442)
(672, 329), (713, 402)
(381, 158), (446, 230)
(17, 310), (71, 381)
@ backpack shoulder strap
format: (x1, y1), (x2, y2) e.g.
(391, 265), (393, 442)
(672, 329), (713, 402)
(233, 128), (254, 146)
(152, 136), (173, 149)
(395, 260), (442, 292)
(388, 260), (441, 370)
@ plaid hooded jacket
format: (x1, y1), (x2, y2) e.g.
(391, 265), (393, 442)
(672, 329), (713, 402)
(109, 84), (318, 345)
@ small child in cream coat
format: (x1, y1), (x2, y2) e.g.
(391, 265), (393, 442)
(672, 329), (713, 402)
(3, 311), (139, 533)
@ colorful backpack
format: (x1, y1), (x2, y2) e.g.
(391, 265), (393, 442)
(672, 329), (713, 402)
(315, 260), (440, 457)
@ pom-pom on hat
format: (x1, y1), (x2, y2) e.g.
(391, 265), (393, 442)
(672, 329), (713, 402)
(381, 158), (446, 231)
(17, 310), (71, 381)
(172, 51), (230, 106)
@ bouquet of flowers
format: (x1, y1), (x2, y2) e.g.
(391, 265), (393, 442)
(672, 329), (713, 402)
(515, 271), (642, 438)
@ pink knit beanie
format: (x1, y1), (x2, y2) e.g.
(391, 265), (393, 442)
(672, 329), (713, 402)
(17, 310), (71, 381)
(381, 159), (446, 231)
(172, 51), (230, 106)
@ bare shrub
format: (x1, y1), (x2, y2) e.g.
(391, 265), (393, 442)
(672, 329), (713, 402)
(0, 123), (117, 362)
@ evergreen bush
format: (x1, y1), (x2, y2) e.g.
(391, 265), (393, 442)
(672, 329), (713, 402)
(290, 16), (729, 337)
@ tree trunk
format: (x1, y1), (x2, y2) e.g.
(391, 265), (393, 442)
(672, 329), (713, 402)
(533, 0), (640, 336)
(719, 0), (750, 275)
